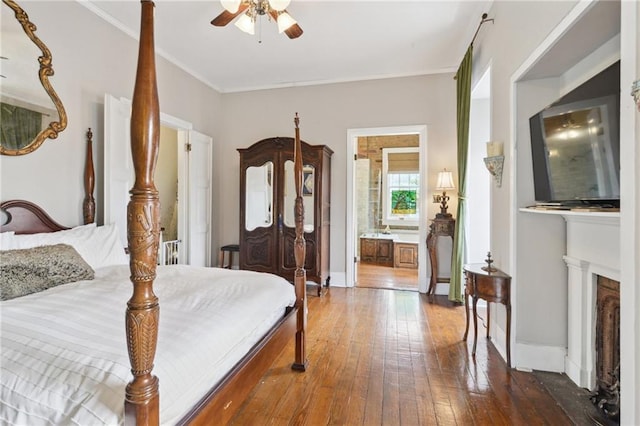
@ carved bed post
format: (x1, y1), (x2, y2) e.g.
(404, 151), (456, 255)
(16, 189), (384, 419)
(83, 128), (95, 224)
(292, 113), (308, 371)
(124, 1), (161, 425)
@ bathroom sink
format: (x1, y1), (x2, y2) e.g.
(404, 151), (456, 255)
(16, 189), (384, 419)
(360, 233), (397, 240)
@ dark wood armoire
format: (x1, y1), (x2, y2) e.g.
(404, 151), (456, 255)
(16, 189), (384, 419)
(238, 137), (333, 296)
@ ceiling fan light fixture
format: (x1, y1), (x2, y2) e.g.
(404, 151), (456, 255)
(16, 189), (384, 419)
(276, 11), (296, 33)
(268, 0), (290, 12)
(212, 0), (301, 39)
(235, 13), (255, 34)
(220, 0), (241, 13)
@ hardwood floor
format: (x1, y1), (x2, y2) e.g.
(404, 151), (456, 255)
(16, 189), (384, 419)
(356, 262), (418, 291)
(230, 288), (572, 425)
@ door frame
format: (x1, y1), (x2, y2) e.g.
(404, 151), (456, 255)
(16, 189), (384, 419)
(161, 114), (192, 265)
(346, 125), (428, 292)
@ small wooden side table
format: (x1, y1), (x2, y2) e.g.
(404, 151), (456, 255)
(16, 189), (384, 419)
(426, 213), (455, 295)
(462, 263), (512, 368)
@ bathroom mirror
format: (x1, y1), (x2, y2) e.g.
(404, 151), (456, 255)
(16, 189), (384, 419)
(245, 161), (273, 231)
(283, 159), (314, 231)
(0, 0), (67, 156)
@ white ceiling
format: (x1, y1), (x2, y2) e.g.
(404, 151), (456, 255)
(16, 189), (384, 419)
(83, 0), (493, 93)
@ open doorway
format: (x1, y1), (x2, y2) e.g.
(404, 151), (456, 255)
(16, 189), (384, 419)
(346, 125), (428, 292)
(104, 95), (212, 267)
(156, 126), (180, 265)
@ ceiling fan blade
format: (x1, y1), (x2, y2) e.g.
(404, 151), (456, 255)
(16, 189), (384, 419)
(267, 10), (303, 39)
(211, 3), (249, 27)
(283, 23), (303, 39)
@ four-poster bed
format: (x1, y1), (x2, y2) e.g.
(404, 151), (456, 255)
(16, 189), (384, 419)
(0, 1), (308, 424)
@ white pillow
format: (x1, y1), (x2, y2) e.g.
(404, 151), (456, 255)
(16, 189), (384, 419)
(80, 223), (129, 269)
(0, 231), (15, 250)
(11, 223), (128, 270)
(11, 223), (96, 252)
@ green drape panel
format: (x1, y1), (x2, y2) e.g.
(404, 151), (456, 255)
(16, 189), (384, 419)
(449, 45), (473, 302)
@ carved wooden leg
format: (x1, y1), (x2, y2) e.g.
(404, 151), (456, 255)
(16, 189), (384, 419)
(292, 271), (308, 371)
(426, 233), (438, 295)
(486, 302), (491, 339)
(125, 198), (161, 426)
(472, 295), (479, 358)
(292, 236), (308, 370)
(463, 286), (470, 341)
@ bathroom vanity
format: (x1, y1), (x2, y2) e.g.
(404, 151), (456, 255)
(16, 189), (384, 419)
(360, 233), (418, 269)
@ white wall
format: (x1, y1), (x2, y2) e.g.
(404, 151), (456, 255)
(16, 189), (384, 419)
(0, 1), (221, 235)
(216, 75), (458, 282)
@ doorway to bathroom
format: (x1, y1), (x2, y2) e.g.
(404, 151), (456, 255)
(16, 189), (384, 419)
(346, 125), (428, 292)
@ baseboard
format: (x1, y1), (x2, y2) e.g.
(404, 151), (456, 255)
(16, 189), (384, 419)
(328, 271), (346, 287)
(565, 356), (594, 389)
(515, 341), (566, 372)
(434, 283), (449, 295)
(491, 321), (509, 366)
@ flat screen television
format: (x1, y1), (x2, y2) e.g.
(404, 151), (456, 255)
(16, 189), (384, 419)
(529, 61), (620, 207)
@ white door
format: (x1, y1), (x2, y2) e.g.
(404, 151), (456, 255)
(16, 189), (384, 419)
(104, 94), (132, 247)
(179, 130), (212, 267)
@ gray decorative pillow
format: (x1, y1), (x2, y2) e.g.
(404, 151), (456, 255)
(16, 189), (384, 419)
(0, 244), (95, 301)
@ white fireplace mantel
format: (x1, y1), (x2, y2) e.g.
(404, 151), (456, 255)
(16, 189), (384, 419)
(520, 208), (620, 389)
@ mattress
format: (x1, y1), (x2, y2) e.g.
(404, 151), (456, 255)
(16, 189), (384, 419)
(0, 265), (296, 425)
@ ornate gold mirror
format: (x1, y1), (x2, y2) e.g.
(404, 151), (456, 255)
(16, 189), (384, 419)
(0, 0), (67, 156)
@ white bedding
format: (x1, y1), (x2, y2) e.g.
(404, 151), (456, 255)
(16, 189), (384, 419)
(0, 265), (296, 425)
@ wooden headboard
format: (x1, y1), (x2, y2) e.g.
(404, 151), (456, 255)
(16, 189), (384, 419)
(0, 200), (69, 234)
(1, 129), (95, 234)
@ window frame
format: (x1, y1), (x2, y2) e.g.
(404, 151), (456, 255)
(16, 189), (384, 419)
(381, 147), (420, 227)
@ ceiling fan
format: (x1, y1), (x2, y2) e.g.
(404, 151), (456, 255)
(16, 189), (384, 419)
(211, 0), (303, 39)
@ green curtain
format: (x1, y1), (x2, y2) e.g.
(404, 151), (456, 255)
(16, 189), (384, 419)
(0, 102), (43, 150)
(449, 45), (473, 302)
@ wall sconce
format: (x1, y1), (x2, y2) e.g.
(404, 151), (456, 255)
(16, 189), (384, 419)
(433, 169), (455, 218)
(484, 141), (504, 187)
(632, 79), (640, 112)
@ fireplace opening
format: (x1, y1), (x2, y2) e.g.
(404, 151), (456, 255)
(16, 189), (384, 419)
(590, 275), (620, 422)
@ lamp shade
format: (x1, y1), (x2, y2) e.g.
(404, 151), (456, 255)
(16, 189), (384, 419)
(269, 0), (291, 11)
(235, 13), (255, 34)
(435, 170), (455, 191)
(221, 0), (241, 13)
(277, 11), (296, 33)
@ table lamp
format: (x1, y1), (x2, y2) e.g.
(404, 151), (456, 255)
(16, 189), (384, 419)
(435, 169), (455, 217)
